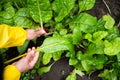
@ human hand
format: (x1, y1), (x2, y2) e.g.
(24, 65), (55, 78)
(13, 47), (39, 72)
(26, 28), (46, 40)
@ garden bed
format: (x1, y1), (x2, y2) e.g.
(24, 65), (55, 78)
(1, 0), (120, 80)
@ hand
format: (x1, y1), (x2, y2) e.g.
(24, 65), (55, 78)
(13, 47), (39, 72)
(26, 28), (46, 40)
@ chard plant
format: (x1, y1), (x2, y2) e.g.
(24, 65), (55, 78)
(0, 0), (120, 80)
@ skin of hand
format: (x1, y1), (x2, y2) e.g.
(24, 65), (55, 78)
(13, 47), (39, 73)
(26, 28), (46, 40)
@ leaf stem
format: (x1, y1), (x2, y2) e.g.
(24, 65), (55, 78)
(37, 0), (43, 29)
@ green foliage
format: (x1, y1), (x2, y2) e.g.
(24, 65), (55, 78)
(27, 0), (52, 23)
(52, 0), (75, 22)
(38, 36), (75, 54)
(38, 65), (51, 76)
(1, 0), (120, 80)
(78, 0), (96, 12)
(17, 40), (30, 54)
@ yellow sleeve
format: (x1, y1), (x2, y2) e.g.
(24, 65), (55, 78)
(3, 65), (21, 80)
(0, 24), (27, 48)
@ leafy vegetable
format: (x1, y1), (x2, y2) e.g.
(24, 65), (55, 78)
(103, 15), (115, 29)
(78, 0), (96, 12)
(104, 38), (120, 56)
(52, 0), (75, 22)
(38, 65), (51, 76)
(27, 0), (52, 23)
(69, 13), (97, 33)
(37, 36), (75, 54)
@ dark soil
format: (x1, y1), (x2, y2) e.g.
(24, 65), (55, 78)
(87, 0), (120, 25)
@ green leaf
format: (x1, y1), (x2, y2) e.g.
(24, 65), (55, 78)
(95, 18), (105, 31)
(103, 15), (115, 29)
(106, 26), (119, 41)
(69, 58), (78, 65)
(52, 0), (75, 22)
(72, 27), (82, 44)
(0, 2), (15, 19)
(98, 69), (117, 80)
(52, 51), (63, 61)
(86, 42), (104, 55)
(75, 69), (84, 77)
(66, 71), (76, 80)
(104, 38), (120, 56)
(35, 53), (43, 68)
(79, 0), (96, 12)
(59, 29), (67, 35)
(85, 33), (92, 42)
(76, 51), (83, 60)
(55, 23), (63, 31)
(93, 31), (108, 42)
(27, 0), (52, 23)
(0, 17), (13, 25)
(38, 65), (51, 76)
(117, 53), (120, 62)
(92, 55), (107, 69)
(42, 53), (52, 65)
(81, 60), (92, 72)
(17, 40), (30, 54)
(14, 8), (35, 28)
(69, 13), (97, 33)
(37, 36), (75, 54)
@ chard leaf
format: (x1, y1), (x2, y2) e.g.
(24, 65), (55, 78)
(0, 2), (15, 19)
(76, 51), (83, 60)
(79, 0), (96, 12)
(106, 26), (119, 41)
(14, 8), (35, 28)
(52, 0), (75, 22)
(42, 53), (52, 65)
(37, 37), (75, 54)
(104, 38), (120, 56)
(85, 33), (92, 42)
(81, 60), (92, 72)
(38, 65), (51, 76)
(103, 15), (115, 29)
(17, 40), (30, 54)
(117, 53), (120, 62)
(72, 27), (82, 44)
(86, 42), (104, 55)
(0, 17), (13, 25)
(93, 31), (108, 42)
(69, 58), (78, 65)
(91, 55), (107, 69)
(75, 69), (84, 77)
(52, 51), (63, 61)
(27, 0), (52, 23)
(69, 13), (97, 33)
(66, 71), (76, 80)
(98, 69), (117, 80)
(59, 29), (67, 35)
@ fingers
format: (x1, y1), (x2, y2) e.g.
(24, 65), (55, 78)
(29, 51), (39, 68)
(27, 47), (39, 68)
(35, 28), (46, 37)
